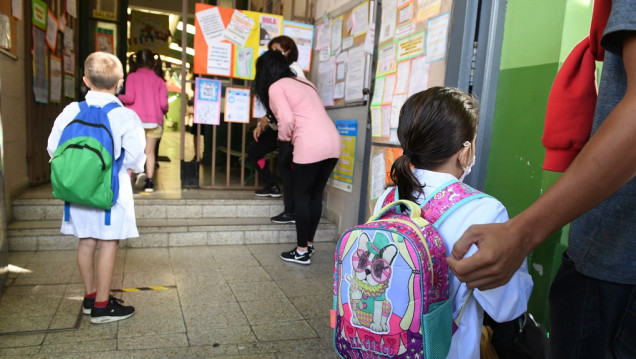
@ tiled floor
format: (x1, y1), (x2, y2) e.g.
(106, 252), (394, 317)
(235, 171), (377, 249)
(1, 243), (339, 358)
(1, 129), (339, 357)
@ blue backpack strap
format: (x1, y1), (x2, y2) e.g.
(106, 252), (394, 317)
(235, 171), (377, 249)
(64, 202), (71, 221)
(78, 101), (89, 112)
(101, 102), (120, 114)
(105, 209), (111, 226)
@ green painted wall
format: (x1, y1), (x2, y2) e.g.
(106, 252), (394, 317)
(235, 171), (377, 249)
(485, 0), (594, 329)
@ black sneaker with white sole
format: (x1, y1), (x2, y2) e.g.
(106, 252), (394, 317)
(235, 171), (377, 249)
(90, 296), (135, 324)
(280, 248), (311, 265)
(255, 185), (282, 197)
(271, 212), (295, 224)
(82, 297), (95, 315)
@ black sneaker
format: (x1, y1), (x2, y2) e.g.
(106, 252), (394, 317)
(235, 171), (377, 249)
(82, 297), (95, 315)
(280, 248), (311, 265)
(90, 296), (135, 324)
(255, 185), (282, 198)
(307, 246), (315, 257)
(144, 178), (154, 193)
(271, 212), (295, 224)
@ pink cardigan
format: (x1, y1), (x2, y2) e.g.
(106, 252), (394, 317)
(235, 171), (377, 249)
(118, 68), (169, 125)
(268, 77), (341, 164)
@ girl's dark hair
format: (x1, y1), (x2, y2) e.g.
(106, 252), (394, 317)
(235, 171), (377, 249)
(267, 35), (299, 64)
(390, 86), (479, 203)
(129, 49), (165, 80)
(252, 50), (296, 113)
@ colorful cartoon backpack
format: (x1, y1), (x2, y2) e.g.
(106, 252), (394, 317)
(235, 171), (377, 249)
(50, 101), (124, 225)
(332, 180), (488, 359)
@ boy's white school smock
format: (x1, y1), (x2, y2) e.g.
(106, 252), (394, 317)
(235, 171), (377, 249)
(374, 169), (533, 359)
(47, 91), (146, 240)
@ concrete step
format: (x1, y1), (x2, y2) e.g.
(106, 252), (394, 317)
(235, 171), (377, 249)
(8, 195), (338, 251)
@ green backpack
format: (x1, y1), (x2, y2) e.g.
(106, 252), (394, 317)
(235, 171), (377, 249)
(50, 101), (124, 225)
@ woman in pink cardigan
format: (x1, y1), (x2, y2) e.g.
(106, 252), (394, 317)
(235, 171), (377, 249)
(119, 49), (169, 192)
(253, 51), (341, 265)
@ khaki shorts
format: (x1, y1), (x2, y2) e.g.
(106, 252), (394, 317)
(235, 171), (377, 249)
(144, 126), (163, 139)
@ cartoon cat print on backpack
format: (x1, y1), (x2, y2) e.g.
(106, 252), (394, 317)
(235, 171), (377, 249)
(347, 232), (397, 333)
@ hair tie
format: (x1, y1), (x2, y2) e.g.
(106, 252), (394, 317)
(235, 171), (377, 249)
(403, 149), (414, 160)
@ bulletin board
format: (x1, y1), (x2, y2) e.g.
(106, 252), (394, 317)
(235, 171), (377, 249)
(370, 0), (454, 145)
(0, 0), (18, 59)
(193, 3), (284, 80)
(313, 0), (372, 107)
(366, 0), (456, 216)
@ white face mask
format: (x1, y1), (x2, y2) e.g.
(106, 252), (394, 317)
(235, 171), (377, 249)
(459, 155), (476, 182)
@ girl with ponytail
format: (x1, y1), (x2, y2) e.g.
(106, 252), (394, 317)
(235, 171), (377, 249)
(119, 49), (169, 192)
(373, 87), (533, 359)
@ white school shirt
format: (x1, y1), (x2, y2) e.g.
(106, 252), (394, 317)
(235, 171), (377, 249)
(374, 169), (533, 359)
(47, 91), (147, 240)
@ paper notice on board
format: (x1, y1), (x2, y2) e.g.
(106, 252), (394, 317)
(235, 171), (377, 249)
(336, 62), (346, 81)
(351, 2), (369, 36)
(390, 94), (407, 127)
(317, 57), (336, 106)
(207, 41), (232, 76)
(195, 78), (222, 125)
(371, 151), (387, 200)
(50, 56), (62, 103)
(315, 23), (331, 50)
(64, 26), (74, 51)
(426, 12), (450, 62)
(377, 43), (396, 76)
(64, 74), (75, 98)
(394, 60), (411, 94)
(407, 56), (429, 96)
(12, 0), (24, 20)
(224, 10), (255, 46)
(382, 74), (396, 104)
(382, 105), (392, 137)
(283, 21), (314, 72)
(46, 11), (58, 51)
(371, 106), (382, 137)
(196, 7), (225, 45)
(371, 76), (385, 106)
(345, 46), (365, 102)
(331, 17), (343, 53)
(334, 82), (345, 99)
(379, 0), (397, 43)
(225, 88), (251, 123)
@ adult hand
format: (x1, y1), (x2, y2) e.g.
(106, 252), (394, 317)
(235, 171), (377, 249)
(446, 221), (533, 290)
(252, 117), (269, 142)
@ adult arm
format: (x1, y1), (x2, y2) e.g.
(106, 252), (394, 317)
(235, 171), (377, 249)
(447, 32), (636, 290)
(268, 82), (295, 141)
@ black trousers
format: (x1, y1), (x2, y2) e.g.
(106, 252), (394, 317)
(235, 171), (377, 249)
(292, 158), (338, 248)
(246, 128), (294, 213)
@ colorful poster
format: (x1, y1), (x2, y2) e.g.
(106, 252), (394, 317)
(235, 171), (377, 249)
(128, 10), (171, 55)
(33, 26), (48, 103)
(224, 10), (255, 46)
(396, 31), (426, 62)
(259, 14), (281, 46)
(426, 12), (450, 63)
(194, 4), (287, 79)
(32, 0), (47, 30)
(283, 21), (314, 72)
(49, 55), (62, 103)
(333, 120), (358, 192)
(417, 0), (441, 21)
(95, 27), (114, 54)
(224, 87), (251, 123)
(194, 78), (222, 125)
(45, 10), (58, 51)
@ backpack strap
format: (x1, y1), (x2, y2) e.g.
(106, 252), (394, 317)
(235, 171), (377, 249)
(421, 180), (490, 227)
(101, 102), (121, 114)
(78, 101), (89, 112)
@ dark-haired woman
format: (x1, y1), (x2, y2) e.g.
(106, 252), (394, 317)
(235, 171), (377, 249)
(253, 50), (340, 265)
(249, 36), (305, 224)
(119, 49), (168, 192)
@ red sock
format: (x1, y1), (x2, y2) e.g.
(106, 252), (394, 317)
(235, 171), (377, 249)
(85, 292), (96, 299)
(94, 300), (108, 308)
